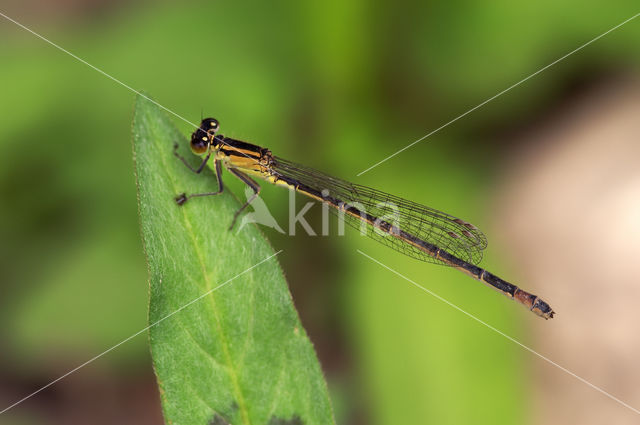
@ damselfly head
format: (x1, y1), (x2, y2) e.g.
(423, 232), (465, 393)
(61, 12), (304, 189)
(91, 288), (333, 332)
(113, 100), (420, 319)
(190, 118), (220, 154)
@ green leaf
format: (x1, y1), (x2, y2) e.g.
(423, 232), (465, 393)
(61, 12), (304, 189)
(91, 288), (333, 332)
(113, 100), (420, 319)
(132, 95), (335, 425)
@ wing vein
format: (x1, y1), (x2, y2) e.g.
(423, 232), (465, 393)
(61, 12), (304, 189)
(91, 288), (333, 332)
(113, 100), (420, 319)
(271, 156), (487, 266)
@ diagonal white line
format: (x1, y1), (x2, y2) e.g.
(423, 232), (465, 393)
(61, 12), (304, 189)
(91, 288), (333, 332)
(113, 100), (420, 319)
(0, 11), (200, 131)
(356, 11), (640, 176)
(0, 250), (282, 415)
(356, 249), (640, 416)
(0, 10), (260, 164)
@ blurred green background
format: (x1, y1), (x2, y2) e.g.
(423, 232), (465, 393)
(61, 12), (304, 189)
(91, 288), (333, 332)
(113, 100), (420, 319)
(1, 1), (639, 424)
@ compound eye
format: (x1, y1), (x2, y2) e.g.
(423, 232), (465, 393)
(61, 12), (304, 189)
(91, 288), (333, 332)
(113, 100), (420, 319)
(190, 130), (210, 154)
(200, 118), (219, 133)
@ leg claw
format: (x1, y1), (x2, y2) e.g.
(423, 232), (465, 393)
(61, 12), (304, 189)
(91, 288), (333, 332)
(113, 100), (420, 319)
(175, 193), (188, 205)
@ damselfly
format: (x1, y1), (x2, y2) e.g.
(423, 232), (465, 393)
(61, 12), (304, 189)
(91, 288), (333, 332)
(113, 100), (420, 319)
(174, 118), (555, 319)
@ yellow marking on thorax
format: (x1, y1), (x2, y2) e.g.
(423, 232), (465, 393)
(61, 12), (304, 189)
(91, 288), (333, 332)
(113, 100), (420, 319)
(216, 147), (264, 175)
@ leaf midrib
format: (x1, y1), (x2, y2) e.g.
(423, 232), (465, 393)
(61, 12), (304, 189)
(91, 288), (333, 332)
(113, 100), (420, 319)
(151, 125), (252, 425)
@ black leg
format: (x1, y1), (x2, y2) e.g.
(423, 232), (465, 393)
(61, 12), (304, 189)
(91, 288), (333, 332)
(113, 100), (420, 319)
(173, 142), (211, 174)
(227, 168), (261, 230)
(175, 159), (224, 205)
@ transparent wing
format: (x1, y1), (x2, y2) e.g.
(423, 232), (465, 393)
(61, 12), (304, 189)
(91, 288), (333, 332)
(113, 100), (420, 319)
(271, 156), (487, 266)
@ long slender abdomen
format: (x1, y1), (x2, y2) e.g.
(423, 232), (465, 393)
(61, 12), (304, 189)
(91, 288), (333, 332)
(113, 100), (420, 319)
(286, 181), (556, 319)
